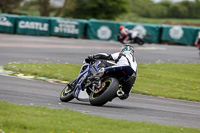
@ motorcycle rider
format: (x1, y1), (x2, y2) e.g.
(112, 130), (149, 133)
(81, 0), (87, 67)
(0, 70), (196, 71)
(118, 25), (144, 45)
(118, 25), (132, 44)
(87, 44), (137, 100)
(194, 31), (200, 57)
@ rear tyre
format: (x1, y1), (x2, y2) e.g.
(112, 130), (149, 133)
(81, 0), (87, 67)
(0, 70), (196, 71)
(60, 84), (74, 102)
(89, 77), (119, 106)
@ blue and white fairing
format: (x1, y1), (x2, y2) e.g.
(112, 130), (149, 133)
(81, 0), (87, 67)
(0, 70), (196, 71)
(104, 65), (134, 84)
(73, 63), (90, 101)
(73, 60), (101, 101)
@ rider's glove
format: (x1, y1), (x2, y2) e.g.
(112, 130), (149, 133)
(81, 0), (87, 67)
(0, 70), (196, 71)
(88, 55), (94, 60)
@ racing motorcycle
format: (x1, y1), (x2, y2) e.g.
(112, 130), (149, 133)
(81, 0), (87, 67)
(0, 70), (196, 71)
(117, 31), (145, 45)
(60, 59), (135, 106)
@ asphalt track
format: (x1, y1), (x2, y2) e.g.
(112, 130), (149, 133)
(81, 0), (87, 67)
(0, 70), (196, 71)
(0, 33), (200, 129)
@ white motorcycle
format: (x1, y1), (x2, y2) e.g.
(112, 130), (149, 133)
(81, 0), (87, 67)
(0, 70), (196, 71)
(118, 31), (145, 45)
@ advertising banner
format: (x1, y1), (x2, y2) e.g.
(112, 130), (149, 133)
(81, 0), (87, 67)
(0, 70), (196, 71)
(86, 19), (120, 41)
(161, 25), (198, 46)
(0, 14), (17, 34)
(121, 22), (161, 43)
(87, 19), (160, 43)
(16, 16), (50, 36)
(50, 17), (87, 38)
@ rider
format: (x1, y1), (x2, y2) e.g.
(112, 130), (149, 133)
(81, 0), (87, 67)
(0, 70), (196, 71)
(87, 44), (137, 100)
(194, 31), (200, 57)
(118, 25), (131, 44)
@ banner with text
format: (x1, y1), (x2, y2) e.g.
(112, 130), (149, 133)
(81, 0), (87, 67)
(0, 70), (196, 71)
(16, 16), (50, 36)
(0, 14), (17, 34)
(50, 17), (87, 38)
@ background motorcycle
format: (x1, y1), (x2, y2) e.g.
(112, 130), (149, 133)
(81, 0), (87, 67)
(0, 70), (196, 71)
(60, 59), (135, 106)
(118, 31), (145, 45)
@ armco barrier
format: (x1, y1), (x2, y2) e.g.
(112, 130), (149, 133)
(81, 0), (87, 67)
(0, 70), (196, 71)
(0, 14), (17, 34)
(120, 22), (161, 43)
(161, 25), (199, 46)
(16, 16), (50, 36)
(86, 19), (120, 41)
(50, 17), (87, 38)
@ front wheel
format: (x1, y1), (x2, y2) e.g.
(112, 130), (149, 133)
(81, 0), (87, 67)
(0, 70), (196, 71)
(89, 77), (119, 106)
(60, 84), (75, 102)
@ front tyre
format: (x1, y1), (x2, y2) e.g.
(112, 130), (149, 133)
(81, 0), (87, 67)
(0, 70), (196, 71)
(89, 77), (119, 106)
(60, 84), (74, 102)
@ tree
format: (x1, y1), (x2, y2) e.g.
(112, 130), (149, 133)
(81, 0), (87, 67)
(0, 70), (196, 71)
(179, 1), (195, 18)
(152, 4), (168, 18)
(194, 0), (200, 18)
(38, 0), (50, 16)
(130, 0), (156, 18)
(54, 0), (68, 17)
(169, 3), (189, 18)
(0, 0), (23, 13)
(19, 0), (65, 17)
(62, 0), (130, 20)
(157, 1), (172, 18)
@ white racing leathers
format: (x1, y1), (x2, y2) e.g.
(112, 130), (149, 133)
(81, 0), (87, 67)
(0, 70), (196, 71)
(110, 51), (137, 73)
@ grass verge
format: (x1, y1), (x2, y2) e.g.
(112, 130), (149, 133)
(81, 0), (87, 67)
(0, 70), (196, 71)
(117, 16), (200, 27)
(3, 62), (200, 102)
(0, 101), (200, 133)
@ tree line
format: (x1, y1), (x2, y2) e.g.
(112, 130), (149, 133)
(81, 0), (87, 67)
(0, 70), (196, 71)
(0, 0), (200, 20)
(131, 0), (200, 19)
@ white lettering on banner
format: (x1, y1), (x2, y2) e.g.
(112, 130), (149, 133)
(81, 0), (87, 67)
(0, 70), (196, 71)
(169, 26), (183, 40)
(0, 17), (13, 27)
(19, 21), (49, 31)
(97, 26), (112, 40)
(132, 25), (146, 38)
(54, 19), (79, 34)
(56, 19), (78, 25)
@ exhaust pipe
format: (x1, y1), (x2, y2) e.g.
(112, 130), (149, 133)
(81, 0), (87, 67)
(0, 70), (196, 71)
(117, 90), (124, 97)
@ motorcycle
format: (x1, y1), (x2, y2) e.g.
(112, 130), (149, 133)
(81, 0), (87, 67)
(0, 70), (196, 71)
(117, 31), (145, 45)
(60, 59), (135, 106)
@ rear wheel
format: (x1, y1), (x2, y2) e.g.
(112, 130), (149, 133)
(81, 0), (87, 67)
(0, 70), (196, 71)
(135, 37), (144, 45)
(60, 84), (74, 102)
(89, 77), (119, 106)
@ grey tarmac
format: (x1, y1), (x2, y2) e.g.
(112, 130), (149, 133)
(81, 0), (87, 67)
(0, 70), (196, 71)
(0, 33), (200, 129)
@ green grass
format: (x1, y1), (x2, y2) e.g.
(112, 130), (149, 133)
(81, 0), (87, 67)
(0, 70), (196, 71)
(12, 9), (57, 17)
(4, 63), (81, 82)
(117, 16), (200, 27)
(133, 63), (200, 101)
(12, 9), (40, 16)
(0, 101), (200, 133)
(130, 17), (200, 25)
(3, 62), (200, 101)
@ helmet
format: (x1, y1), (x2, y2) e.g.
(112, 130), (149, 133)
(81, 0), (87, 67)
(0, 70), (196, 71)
(119, 25), (124, 31)
(120, 44), (134, 55)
